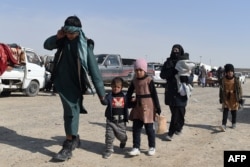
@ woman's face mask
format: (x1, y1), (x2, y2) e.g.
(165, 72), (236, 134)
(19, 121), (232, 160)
(173, 47), (180, 56)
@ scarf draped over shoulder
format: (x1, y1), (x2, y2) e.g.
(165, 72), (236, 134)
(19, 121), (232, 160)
(63, 25), (88, 71)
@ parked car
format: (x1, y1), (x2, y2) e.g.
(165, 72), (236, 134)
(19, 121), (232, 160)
(95, 54), (154, 86)
(147, 62), (166, 87)
(95, 54), (135, 86)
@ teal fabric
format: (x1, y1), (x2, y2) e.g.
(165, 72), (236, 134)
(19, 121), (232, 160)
(63, 25), (88, 71)
(54, 38), (82, 135)
(63, 25), (81, 33)
(60, 92), (80, 135)
(43, 35), (105, 97)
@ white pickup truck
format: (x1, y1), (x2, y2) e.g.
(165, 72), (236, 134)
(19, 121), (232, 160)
(0, 47), (46, 97)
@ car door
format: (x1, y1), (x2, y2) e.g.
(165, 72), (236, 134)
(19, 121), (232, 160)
(23, 50), (45, 88)
(101, 55), (122, 81)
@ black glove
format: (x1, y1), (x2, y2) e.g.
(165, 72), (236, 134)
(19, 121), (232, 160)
(156, 108), (161, 115)
(219, 99), (222, 104)
(239, 99), (244, 105)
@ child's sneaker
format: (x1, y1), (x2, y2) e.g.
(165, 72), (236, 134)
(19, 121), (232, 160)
(232, 124), (236, 129)
(175, 130), (182, 135)
(128, 148), (140, 156)
(148, 147), (155, 156)
(220, 125), (226, 132)
(165, 134), (173, 141)
(102, 150), (113, 159)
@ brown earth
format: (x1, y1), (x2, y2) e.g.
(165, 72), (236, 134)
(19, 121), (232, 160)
(0, 80), (250, 167)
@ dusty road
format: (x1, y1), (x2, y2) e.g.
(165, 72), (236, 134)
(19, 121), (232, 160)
(0, 80), (250, 167)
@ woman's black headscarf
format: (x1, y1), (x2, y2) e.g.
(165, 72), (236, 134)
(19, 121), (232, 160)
(170, 44), (184, 60)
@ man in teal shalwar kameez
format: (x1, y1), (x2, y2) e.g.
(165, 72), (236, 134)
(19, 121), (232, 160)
(44, 16), (105, 161)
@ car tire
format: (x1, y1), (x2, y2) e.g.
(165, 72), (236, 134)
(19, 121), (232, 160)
(25, 81), (39, 97)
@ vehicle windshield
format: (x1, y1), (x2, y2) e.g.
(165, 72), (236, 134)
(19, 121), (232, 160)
(154, 64), (163, 70)
(95, 54), (107, 64)
(26, 51), (41, 66)
(148, 63), (163, 70)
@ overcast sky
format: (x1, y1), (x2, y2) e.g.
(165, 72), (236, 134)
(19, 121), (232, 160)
(1, 0), (249, 68)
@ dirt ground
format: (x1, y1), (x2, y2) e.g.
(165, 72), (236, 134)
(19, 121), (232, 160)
(0, 79), (250, 167)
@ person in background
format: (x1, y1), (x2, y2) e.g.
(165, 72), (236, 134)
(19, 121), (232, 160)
(126, 58), (161, 156)
(43, 15), (105, 161)
(160, 44), (191, 141)
(101, 77), (128, 159)
(207, 70), (213, 78)
(216, 66), (224, 84)
(219, 64), (243, 132)
(44, 56), (56, 95)
(200, 65), (207, 87)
